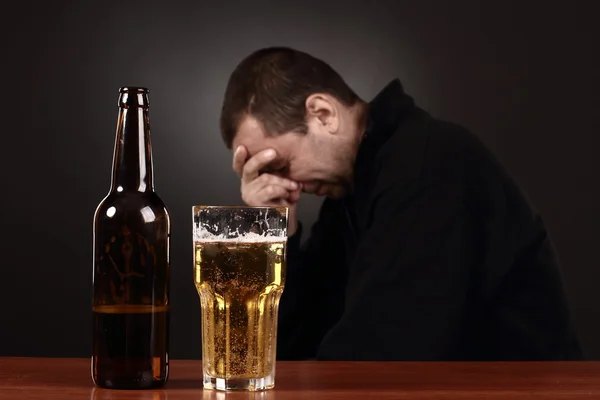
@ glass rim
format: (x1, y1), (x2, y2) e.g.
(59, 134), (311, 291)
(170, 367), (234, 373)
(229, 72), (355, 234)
(192, 205), (288, 214)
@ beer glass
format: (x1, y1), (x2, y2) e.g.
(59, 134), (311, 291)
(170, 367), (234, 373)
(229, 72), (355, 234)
(192, 206), (288, 391)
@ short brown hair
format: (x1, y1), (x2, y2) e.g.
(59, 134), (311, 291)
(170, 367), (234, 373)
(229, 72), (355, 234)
(220, 47), (360, 149)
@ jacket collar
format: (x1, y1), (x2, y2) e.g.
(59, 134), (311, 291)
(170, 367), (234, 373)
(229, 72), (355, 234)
(353, 79), (416, 190)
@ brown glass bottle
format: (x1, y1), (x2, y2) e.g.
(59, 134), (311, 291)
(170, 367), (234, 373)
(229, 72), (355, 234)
(92, 87), (170, 389)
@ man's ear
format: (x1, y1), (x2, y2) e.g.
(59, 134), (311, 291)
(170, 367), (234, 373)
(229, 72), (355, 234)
(305, 94), (339, 133)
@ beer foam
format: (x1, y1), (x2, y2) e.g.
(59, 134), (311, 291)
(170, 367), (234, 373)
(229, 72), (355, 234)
(193, 229), (286, 243)
(193, 207), (287, 243)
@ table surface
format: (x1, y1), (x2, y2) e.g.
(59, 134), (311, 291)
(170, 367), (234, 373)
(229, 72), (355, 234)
(1, 357), (600, 399)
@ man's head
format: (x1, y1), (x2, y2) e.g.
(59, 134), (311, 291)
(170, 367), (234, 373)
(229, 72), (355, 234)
(220, 47), (367, 199)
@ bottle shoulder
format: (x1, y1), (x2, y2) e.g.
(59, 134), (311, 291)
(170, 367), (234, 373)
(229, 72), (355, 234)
(94, 191), (170, 226)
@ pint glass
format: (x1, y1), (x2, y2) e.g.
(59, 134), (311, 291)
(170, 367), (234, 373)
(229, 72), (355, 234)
(192, 206), (288, 391)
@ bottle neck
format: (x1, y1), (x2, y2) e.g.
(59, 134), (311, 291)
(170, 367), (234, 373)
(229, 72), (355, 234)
(110, 90), (154, 193)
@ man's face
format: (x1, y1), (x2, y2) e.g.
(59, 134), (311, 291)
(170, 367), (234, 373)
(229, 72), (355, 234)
(231, 115), (355, 200)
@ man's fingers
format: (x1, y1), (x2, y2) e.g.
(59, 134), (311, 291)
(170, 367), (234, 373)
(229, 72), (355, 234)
(232, 146), (248, 178)
(260, 185), (290, 203)
(288, 189), (301, 204)
(241, 149), (277, 183)
(243, 185), (289, 205)
(233, 147), (301, 208)
(256, 173), (299, 191)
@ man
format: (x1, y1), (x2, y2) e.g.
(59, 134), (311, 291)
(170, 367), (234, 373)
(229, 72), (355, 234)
(218, 46), (583, 361)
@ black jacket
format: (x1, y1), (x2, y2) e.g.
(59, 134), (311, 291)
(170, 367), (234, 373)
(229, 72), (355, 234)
(276, 79), (583, 361)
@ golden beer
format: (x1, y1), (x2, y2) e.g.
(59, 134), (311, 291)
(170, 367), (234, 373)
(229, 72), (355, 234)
(192, 206), (288, 391)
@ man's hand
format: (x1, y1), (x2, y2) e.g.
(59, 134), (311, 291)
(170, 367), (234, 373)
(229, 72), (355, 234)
(233, 145), (300, 236)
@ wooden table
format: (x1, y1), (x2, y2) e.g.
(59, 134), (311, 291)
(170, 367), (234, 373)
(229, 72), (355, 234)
(1, 357), (600, 399)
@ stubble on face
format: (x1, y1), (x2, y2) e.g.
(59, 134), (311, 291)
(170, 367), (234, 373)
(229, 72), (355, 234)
(300, 102), (368, 199)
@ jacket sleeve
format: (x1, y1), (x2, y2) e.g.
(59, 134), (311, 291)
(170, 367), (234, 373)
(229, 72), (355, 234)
(277, 198), (348, 360)
(316, 181), (477, 361)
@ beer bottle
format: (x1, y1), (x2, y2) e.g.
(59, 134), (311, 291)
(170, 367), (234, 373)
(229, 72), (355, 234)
(92, 87), (170, 389)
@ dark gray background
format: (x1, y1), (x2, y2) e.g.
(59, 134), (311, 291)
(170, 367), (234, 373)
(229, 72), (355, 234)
(1, 0), (598, 359)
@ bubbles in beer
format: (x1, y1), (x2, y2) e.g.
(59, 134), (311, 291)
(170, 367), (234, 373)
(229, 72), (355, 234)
(194, 238), (286, 380)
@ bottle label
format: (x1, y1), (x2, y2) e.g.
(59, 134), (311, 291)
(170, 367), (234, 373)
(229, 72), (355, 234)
(94, 219), (169, 308)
